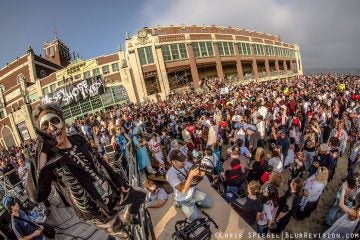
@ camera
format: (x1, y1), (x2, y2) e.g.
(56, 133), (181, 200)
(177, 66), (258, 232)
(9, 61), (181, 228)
(191, 163), (213, 175)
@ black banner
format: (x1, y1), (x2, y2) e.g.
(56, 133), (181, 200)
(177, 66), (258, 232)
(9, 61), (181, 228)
(42, 76), (104, 107)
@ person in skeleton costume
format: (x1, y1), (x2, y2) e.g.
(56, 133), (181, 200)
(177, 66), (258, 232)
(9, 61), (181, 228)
(26, 104), (146, 239)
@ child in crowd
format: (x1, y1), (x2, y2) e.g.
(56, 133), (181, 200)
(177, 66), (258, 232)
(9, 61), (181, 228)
(143, 180), (168, 208)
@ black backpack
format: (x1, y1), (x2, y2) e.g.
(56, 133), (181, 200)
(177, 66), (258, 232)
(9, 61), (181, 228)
(225, 159), (245, 187)
(171, 212), (218, 240)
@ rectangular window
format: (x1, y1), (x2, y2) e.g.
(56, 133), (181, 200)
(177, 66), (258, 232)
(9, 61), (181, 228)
(170, 44), (180, 60)
(161, 45), (172, 61)
(270, 46), (275, 56)
(74, 74), (81, 80)
(246, 43), (251, 55)
(260, 45), (265, 55)
(218, 42), (224, 55)
(178, 43), (188, 59)
(192, 43), (201, 58)
(83, 71), (91, 79)
(112, 63), (119, 72)
(264, 45), (269, 56)
(253, 44), (264, 56)
(49, 47), (54, 56)
(137, 47), (154, 65)
(192, 42), (214, 58)
(238, 42), (252, 55)
(43, 87), (49, 95)
(238, 43), (245, 55)
(199, 42), (207, 57)
(0, 110), (4, 119)
(206, 42), (214, 56)
(102, 65), (110, 75)
(161, 44), (188, 62)
(50, 83), (56, 93)
(93, 68), (100, 76)
(224, 43), (230, 55)
(145, 47), (154, 64)
(228, 43), (235, 55)
(138, 48), (147, 65)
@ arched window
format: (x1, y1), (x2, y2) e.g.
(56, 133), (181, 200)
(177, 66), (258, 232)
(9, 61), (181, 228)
(2, 125), (16, 148)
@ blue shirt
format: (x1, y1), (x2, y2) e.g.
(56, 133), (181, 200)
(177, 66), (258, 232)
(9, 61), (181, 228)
(12, 210), (45, 240)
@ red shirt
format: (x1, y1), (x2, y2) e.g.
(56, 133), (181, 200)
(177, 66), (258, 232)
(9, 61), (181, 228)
(260, 171), (271, 184)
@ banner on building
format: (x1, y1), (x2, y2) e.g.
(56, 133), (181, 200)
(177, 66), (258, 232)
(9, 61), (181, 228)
(42, 76), (105, 107)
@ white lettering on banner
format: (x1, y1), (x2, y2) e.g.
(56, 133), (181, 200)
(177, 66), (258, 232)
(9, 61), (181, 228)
(42, 76), (104, 107)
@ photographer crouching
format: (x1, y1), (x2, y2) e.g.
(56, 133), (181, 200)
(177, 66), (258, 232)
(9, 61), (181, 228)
(26, 103), (146, 239)
(166, 149), (213, 221)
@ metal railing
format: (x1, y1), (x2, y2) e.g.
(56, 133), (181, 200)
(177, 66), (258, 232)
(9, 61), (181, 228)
(125, 144), (155, 240)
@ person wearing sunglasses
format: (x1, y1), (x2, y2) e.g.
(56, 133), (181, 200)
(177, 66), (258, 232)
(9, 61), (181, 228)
(2, 195), (45, 240)
(26, 103), (146, 239)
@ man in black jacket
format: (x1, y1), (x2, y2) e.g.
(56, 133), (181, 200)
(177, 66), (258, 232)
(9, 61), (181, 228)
(27, 103), (145, 239)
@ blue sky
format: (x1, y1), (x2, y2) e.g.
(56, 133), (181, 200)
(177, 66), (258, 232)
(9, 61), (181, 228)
(1, 0), (359, 71)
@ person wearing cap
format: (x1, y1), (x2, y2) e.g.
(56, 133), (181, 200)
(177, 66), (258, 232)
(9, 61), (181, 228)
(310, 144), (334, 178)
(2, 195), (45, 240)
(244, 124), (261, 154)
(166, 149), (213, 221)
(26, 103), (146, 239)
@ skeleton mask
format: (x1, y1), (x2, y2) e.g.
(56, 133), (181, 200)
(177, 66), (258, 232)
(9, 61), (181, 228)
(39, 112), (64, 135)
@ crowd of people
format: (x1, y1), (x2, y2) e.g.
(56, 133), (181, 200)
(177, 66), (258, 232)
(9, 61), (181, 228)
(1, 73), (360, 239)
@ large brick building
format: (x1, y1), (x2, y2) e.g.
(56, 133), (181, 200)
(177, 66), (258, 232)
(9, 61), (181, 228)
(126, 25), (302, 99)
(0, 25), (303, 149)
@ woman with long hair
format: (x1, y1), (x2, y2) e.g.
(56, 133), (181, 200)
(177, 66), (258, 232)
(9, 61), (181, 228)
(297, 167), (329, 220)
(268, 146), (283, 173)
(248, 147), (268, 182)
(271, 177), (304, 233)
(326, 174), (360, 226)
(321, 189), (360, 239)
(257, 185), (279, 234)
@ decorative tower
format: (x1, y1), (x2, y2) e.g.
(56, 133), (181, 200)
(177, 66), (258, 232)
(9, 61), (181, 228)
(43, 38), (71, 67)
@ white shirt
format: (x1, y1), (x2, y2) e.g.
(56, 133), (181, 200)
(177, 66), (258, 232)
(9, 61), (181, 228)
(207, 125), (218, 146)
(258, 106), (268, 119)
(268, 157), (283, 172)
(257, 121), (266, 139)
(182, 129), (192, 143)
(300, 174), (326, 212)
(166, 161), (195, 202)
(234, 128), (246, 142)
(146, 187), (168, 202)
(257, 200), (277, 226)
(17, 162), (30, 181)
(303, 174), (325, 203)
(201, 154), (218, 169)
(148, 137), (162, 153)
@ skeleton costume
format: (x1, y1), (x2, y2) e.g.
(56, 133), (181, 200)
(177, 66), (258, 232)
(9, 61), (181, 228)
(26, 109), (146, 230)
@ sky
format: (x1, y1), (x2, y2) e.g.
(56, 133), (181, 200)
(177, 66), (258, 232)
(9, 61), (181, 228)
(1, 0), (359, 72)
